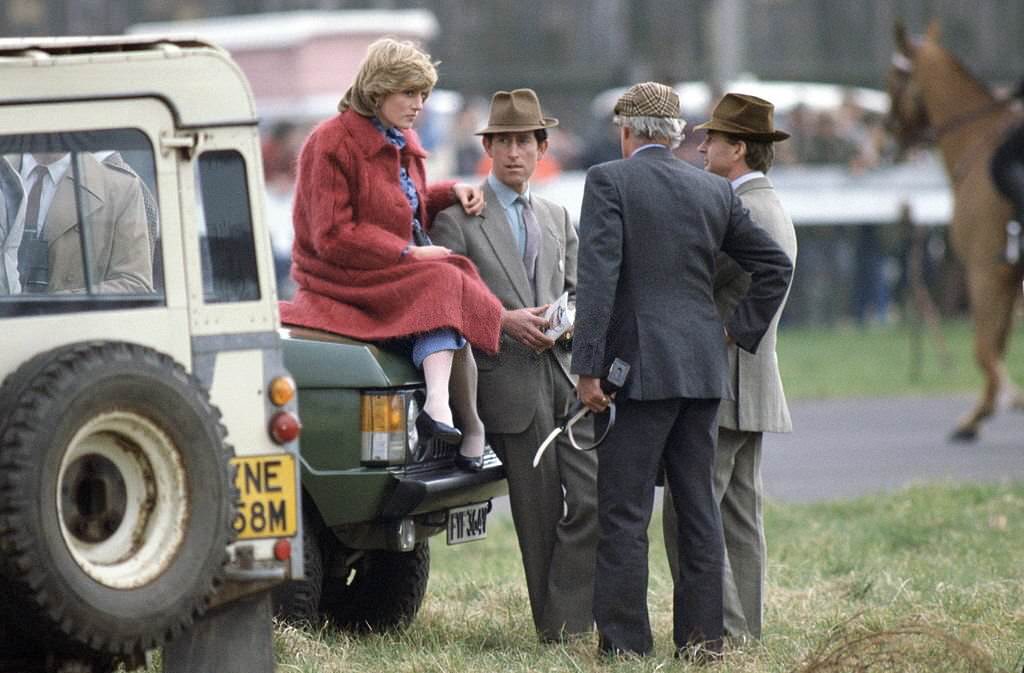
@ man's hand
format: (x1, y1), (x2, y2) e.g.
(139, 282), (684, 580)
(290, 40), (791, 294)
(453, 183), (485, 216)
(502, 306), (555, 352)
(577, 375), (610, 414)
(409, 245), (452, 260)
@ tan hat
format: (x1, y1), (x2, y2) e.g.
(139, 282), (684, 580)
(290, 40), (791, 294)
(475, 88), (558, 135)
(694, 93), (790, 142)
(613, 82), (681, 118)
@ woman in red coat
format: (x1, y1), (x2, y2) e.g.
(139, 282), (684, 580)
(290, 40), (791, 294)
(280, 38), (503, 471)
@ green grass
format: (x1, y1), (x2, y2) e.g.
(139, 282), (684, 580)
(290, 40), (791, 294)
(265, 482), (1024, 673)
(777, 319), (1024, 399)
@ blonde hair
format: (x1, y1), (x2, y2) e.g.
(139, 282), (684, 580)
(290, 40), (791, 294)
(338, 38), (438, 116)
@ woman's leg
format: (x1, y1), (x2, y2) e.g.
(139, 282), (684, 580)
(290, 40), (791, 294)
(420, 349), (454, 427)
(450, 344), (486, 458)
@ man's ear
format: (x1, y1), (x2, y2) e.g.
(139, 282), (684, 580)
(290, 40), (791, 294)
(734, 139), (748, 161)
(537, 139), (549, 158)
(481, 135), (493, 158)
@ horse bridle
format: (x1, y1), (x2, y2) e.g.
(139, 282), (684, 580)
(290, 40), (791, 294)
(931, 98), (1014, 142)
(887, 52), (932, 150)
(889, 50), (1016, 145)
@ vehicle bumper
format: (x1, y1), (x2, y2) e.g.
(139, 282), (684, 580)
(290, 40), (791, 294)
(379, 451), (506, 519)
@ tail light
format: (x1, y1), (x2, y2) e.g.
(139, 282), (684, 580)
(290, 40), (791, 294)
(360, 391), (417, 465)
(273, 538), (292, 561)
(269, 411), (301, 444)
(267, 375), (300, 444)
(269, 375), (296, 406)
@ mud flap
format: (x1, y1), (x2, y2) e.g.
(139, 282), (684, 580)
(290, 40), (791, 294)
(164, 591), (275, 673)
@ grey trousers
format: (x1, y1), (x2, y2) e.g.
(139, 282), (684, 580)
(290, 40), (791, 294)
(595, 397), (724, 655)
(664, 427), (765, 639)
(488, 371), (599, 641)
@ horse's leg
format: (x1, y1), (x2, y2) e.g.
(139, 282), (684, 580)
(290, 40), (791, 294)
(952, 267), (1019, 441)
(999, 268), (1024, 412)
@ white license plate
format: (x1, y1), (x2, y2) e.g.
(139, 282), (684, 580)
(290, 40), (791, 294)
(446, 502), (489, 545)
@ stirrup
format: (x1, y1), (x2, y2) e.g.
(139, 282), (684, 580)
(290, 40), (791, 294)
(1004, 220), (1021, 265)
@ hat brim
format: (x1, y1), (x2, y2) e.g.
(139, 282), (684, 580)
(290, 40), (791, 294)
(474, 117), (559, 135)
(694, 119), (790, 142)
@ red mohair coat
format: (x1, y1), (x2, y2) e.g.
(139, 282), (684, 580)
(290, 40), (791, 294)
(279, 109), (503, 353)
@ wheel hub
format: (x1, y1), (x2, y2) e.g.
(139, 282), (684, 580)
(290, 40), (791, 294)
(57, 411), (188, 589)
(61, 451), (128, 544)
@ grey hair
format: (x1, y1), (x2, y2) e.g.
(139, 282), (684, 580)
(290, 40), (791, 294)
(614, 115), (686, 149)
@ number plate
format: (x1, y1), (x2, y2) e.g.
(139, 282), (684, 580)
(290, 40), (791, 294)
(231, 454), (298, 540)
(446, 502), (489, 545)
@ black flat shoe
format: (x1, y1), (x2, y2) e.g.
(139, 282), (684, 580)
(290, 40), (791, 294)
(453, 453), (484, 472)
(416, 411), (463, 446)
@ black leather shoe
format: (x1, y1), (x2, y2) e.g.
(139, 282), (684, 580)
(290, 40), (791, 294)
(453, 452), (484, 472)
(416, 411), (462, 446)
(598, 634), (649, 658)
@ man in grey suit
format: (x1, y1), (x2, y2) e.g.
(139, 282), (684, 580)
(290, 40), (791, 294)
(431, 89), (599, 642)
(571, 82), (792, 659)
(12, 151), (152, 294)
(663, 93), (798, 641)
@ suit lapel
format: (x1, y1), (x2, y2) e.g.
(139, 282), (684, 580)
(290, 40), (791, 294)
(479, 182), (533, 307)
(0, 158), (22, 244)
(45, 154), (103, 243)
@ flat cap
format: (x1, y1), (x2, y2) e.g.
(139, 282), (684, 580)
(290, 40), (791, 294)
(613, 82), (681, 118)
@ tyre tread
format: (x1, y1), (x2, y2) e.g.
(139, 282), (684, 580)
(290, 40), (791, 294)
(0, 341), (234, 658)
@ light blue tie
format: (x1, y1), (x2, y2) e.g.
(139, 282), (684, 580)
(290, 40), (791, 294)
(517, 196), (539, 283)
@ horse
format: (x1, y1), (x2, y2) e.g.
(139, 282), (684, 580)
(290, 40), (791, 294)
(886, 19), (1024, 441)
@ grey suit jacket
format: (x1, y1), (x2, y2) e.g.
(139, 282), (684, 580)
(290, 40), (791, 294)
(571, 146), (793, 401)
(0, 157), (24, 294)
(431, 182), (577, 434)
(715, 176), (797, 433)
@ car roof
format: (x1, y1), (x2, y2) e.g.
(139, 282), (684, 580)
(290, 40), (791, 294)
(0, 36), (257, 128)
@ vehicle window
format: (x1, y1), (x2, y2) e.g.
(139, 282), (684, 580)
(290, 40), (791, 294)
(195, 151), (260, 303)
(0, 128), (163, 316)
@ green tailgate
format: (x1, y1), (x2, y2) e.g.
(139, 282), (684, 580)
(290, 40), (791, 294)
(282, 327), (423, 525)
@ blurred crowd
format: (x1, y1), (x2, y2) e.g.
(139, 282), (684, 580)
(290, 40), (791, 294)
(259, 87), (898, 192)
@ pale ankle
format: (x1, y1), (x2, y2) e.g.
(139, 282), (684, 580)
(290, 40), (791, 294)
(459, 429), (485, 458)
(422, 400), (453, 427)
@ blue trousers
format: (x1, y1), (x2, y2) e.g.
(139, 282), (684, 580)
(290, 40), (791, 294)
(411, 328), (466, 368)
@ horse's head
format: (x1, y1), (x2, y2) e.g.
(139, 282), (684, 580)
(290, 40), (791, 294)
(885, 21), (932, 160)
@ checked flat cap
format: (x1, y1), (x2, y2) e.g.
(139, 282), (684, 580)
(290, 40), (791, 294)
(614, 82), (681, 118)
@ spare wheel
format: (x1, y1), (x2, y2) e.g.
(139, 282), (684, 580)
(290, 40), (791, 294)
(0, 341), (234, 658)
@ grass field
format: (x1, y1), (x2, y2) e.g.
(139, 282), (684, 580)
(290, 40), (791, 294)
(777, 318), (1024, 400)
(263, 482), (1024, 673)
(274, 320), (1024, 672)
(133, 320), (1022, 672)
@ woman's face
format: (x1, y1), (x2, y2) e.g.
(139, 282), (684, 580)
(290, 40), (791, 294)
(378, 89), (428, 130)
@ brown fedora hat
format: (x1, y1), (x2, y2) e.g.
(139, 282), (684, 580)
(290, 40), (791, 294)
(475, 88), (558, 135)
(694, 92), (790, 142)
